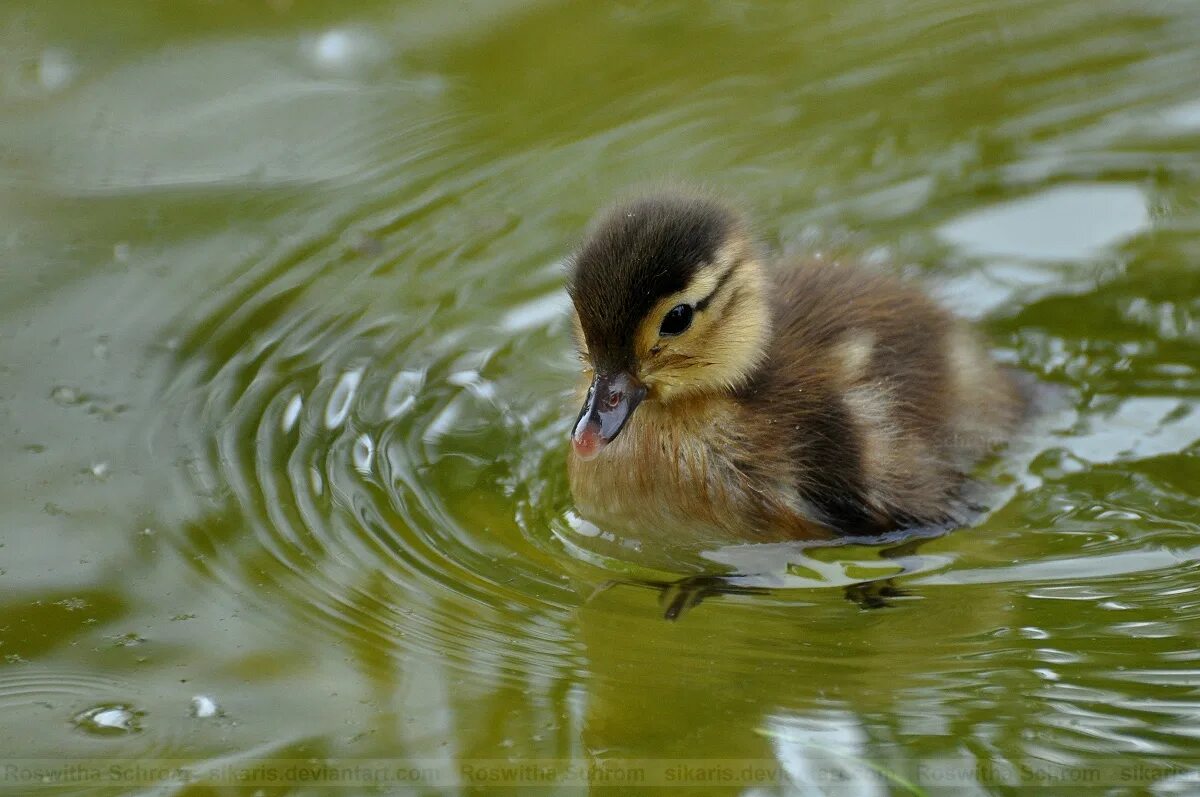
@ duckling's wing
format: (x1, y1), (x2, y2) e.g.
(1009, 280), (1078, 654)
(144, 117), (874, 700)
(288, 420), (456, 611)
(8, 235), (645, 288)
(745, 259), (1025, 534)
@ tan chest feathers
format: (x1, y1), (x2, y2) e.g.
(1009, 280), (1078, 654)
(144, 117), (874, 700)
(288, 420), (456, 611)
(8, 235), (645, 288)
(567, 398), (827, 539)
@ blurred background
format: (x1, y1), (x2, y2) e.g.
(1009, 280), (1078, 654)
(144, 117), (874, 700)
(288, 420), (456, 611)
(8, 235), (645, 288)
(2, 0), (1199, 794)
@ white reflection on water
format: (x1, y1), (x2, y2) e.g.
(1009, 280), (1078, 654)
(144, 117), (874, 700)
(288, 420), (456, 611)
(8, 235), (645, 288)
(759, 715), (890, 797)
(324, 367), (363, 429)
(38, 48), (74, 92)
(499, 291), (570, 333)
(384, 369), (424, 419)
(1162, 99), (1200, 130)
(1070, 396), (1200, 463)
(939, 184), (1150, 260)
(304, 28), (392, 78)
(281, 393), (303, 432)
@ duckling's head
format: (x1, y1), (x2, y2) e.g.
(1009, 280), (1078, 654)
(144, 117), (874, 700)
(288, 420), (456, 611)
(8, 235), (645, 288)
(567, 192), (770, 459)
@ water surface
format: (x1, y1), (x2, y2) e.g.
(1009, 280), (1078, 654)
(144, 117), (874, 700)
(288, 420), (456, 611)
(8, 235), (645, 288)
(3, 1), (1200, 794)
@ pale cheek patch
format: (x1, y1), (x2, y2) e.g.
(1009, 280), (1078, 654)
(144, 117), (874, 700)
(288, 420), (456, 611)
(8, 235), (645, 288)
(681, 265), (725, 304)
(709, 238), (745, 279)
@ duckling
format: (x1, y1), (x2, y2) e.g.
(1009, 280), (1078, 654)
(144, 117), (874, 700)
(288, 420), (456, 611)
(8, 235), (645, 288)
(565, 191), (1026, 543)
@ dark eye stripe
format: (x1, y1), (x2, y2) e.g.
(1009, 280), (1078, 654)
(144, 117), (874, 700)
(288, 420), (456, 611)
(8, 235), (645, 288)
(715, 286), (747, 325)
(694, 262), (739, 312)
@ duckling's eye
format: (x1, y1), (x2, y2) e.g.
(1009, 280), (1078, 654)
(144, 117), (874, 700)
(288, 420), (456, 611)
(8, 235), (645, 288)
(659, 304), (694, 336)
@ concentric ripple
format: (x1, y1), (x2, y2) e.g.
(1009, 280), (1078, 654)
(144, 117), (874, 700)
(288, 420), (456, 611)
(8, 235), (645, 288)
(11, 0), (1200, 791)
(0, 668), (188, 784)
(148, 174), (619, 684)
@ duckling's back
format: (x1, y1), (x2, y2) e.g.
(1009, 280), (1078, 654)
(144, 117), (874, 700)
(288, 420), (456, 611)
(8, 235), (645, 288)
(736, 258), (1026, 534)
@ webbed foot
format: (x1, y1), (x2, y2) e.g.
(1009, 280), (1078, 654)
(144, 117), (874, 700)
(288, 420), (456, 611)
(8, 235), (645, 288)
(844, 578), (911, 609)
(592, 574), (770, 620)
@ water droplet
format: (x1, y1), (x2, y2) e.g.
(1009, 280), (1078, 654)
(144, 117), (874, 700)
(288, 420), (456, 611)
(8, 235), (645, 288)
(89, 462), (110, 479)
(189, 695), (219, 718)
(73, 704), (144, 736)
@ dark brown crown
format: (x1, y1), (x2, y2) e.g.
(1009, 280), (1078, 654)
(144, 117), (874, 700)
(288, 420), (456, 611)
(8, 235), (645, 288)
(567, 193), (739, 373)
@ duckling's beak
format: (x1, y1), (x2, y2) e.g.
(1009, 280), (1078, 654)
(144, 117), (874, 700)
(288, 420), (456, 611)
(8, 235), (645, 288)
(572, 371), (647, 460)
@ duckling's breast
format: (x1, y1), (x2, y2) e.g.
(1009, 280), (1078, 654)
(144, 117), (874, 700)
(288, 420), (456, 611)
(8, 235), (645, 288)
(567, 396), (829, 544)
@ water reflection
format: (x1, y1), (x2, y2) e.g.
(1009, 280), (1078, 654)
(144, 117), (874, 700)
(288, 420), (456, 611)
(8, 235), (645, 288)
(938, 184), (1150, 260)
(3, 0), (1200, 794)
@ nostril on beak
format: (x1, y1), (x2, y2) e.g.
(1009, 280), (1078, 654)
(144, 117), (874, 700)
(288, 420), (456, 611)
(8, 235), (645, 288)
(605, 391), (622, 409)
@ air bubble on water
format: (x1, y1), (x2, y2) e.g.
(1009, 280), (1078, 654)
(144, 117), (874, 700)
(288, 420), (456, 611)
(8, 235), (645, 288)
(305, 28), (391, 78)
(352, 433), (375, 475)
(73, 704), (144, 736)
(89, 462), (110, 479)
(189, 695), (220, 718)
(325, 368), (362, 429)
(281, 393), (303, 433)
(313, 30), (355, 66)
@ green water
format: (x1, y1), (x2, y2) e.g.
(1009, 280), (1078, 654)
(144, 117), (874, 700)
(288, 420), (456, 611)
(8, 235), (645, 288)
(3, 1), (1200, 795)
